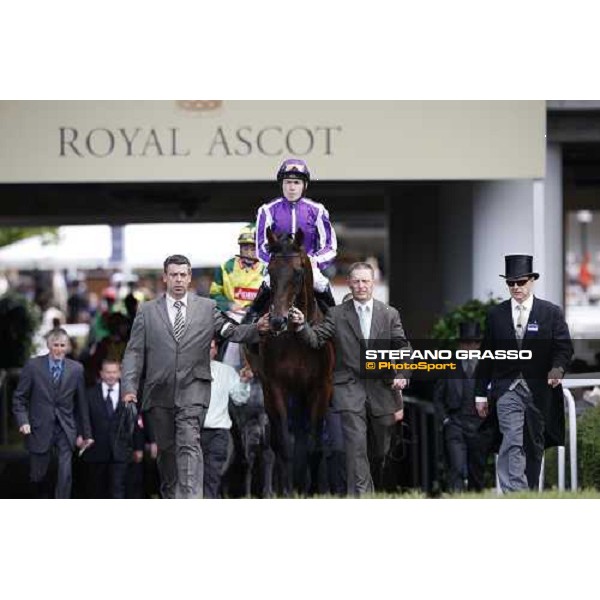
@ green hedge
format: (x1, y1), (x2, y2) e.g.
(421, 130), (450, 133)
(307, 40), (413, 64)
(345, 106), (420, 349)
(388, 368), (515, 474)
(545, 404), (600, 490)
(577, 404), (600, 489)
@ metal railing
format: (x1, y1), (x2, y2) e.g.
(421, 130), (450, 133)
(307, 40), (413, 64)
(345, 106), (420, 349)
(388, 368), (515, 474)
(493, 378), (600, 493)
(403, 377), (596, 494)
(494, 391), (575, 493)
(401, 396), (440, 493)
(532, 391), (577, 492)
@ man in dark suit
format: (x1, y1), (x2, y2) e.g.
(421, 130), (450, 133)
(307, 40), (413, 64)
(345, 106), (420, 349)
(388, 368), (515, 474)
(83, 359), (135, 498)
(121, 254), (269, 499)
(434, 321), (492, 492)
(12, 328), (93, 498)
(475, 255), (573, 492)
(290, 262), (410, 496)
(129, 410), (158, 499)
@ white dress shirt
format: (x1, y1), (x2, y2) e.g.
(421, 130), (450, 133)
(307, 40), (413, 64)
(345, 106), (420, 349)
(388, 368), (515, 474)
(203, 361), (251, 429)
(475, 294), (535, 404)
(511, 294), (534, 332)
(101, 381), (120, 411)
(353, 298), (374, 338)
(166, 293), (188, 327)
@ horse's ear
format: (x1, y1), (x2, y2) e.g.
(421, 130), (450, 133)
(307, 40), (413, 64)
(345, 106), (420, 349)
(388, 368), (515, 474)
(266, 226), (276, 246)
(295, 227), (305, 249)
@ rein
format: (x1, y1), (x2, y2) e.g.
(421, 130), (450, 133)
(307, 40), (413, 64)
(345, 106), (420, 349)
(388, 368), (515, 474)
(268, 252), (311, 336)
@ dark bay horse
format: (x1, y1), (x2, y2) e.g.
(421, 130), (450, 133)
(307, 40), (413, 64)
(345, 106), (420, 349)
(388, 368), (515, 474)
(254, 227), (335, 495)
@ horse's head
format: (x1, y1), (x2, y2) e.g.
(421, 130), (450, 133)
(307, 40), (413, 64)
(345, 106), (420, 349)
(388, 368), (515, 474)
(266, 227), (314, 333)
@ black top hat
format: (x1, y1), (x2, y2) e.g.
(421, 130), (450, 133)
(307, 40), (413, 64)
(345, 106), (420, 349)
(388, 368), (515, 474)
(458, 320), (482, 341)
(500, 254), (539, 281)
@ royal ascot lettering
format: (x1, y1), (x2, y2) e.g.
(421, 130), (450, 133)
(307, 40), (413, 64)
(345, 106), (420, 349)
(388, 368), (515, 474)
(59, 127), (191, 158)
(58, 125), (342, 158)
(206, 125), (342, 157)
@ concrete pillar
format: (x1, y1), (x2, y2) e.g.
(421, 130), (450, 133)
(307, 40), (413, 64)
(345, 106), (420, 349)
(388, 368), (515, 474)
(473, 180), (535, 301)
(543, 143), (564, 306)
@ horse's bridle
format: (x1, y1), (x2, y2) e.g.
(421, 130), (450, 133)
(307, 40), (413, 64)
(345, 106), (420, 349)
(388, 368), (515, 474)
(268, 253), (306, 336)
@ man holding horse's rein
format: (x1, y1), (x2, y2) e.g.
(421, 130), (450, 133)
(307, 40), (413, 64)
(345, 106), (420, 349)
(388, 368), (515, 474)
(121, 254), (270, 499)
(290, 262), (410, 496)
(247, 158), (338, 320)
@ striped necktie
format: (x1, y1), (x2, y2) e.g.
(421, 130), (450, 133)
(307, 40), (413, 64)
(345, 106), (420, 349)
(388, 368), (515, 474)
(515, 304), (525, 346)
(173, 300), (185, 341)
(51, 362), (61, 384)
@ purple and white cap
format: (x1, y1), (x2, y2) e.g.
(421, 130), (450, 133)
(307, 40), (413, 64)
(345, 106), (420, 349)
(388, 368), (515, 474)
(276, 158), (311, 183)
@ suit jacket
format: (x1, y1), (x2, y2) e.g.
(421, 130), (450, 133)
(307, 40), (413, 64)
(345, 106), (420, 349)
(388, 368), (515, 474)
(12, 356), (91, 453)
(433, 361), (478, 421)
(299, 299), (410, 416)
(474, 297), (573, 447)
(83, 382), (135, 463)
(121, 293), (259, 410)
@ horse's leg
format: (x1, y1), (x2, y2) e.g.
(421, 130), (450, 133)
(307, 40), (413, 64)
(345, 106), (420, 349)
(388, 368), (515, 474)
(265, 386), (292, 497)
(290, 395), (311, 496)
(307, 417), (325, 496)
(272, 413), (292, 497)
(243, 441), (255, 498)
(307, 395), (327, 497)
(324, 409), (347, 496)
(261, 413), (275, 498)
(261, 447), (275, 498)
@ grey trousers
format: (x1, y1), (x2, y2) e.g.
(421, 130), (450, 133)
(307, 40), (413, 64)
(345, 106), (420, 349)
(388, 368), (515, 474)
(340, 408), (373, 496)
(366, 406), (395, 492)
(496, 386), (544, 492)
(30, 421), (73, 499)
(148, 405), (208, 499)
(340, 407), (396, 496)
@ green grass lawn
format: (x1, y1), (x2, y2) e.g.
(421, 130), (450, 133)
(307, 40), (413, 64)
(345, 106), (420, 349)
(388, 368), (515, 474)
(440, 488), (600, 499)
(306, 488), (600, 499)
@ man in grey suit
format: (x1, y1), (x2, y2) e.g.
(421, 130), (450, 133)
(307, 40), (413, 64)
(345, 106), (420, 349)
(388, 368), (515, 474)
(12, 328), (93, 499)
(121, 254), (268, 499)
(290, 262), (410, 496)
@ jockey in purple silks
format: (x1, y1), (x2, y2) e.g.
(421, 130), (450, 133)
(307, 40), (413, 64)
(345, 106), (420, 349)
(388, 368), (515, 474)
(246, 158), (338, 320)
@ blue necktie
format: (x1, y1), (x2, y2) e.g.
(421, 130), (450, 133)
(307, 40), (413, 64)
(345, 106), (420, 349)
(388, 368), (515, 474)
(51, 362), (61, 384)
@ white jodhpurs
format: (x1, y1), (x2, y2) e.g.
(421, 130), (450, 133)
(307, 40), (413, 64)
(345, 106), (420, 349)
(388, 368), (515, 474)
(263, 267), (329, 293)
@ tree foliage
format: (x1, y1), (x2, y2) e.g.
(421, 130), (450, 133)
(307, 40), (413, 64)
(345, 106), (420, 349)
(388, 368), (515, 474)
(0, 291), (41, 368)
(430, 297), (501, 347)
(0, 227), (58, 249)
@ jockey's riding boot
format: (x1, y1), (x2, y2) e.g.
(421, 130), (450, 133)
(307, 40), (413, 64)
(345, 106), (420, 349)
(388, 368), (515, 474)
(242, 282), (271, 324)
(314, 286), (336, 314)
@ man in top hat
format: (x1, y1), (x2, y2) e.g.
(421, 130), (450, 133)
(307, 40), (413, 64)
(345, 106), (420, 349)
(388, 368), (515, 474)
(474, 255), (573, 493)
(434, 320), (491, 492)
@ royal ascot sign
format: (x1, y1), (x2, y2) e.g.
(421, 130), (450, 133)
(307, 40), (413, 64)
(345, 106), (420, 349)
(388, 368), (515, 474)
(0, 101), (545, 183)
(58, 124), (341, 159)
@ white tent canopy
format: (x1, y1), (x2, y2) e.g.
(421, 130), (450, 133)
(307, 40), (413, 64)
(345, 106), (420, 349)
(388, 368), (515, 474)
(0, 223), (247, 270)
